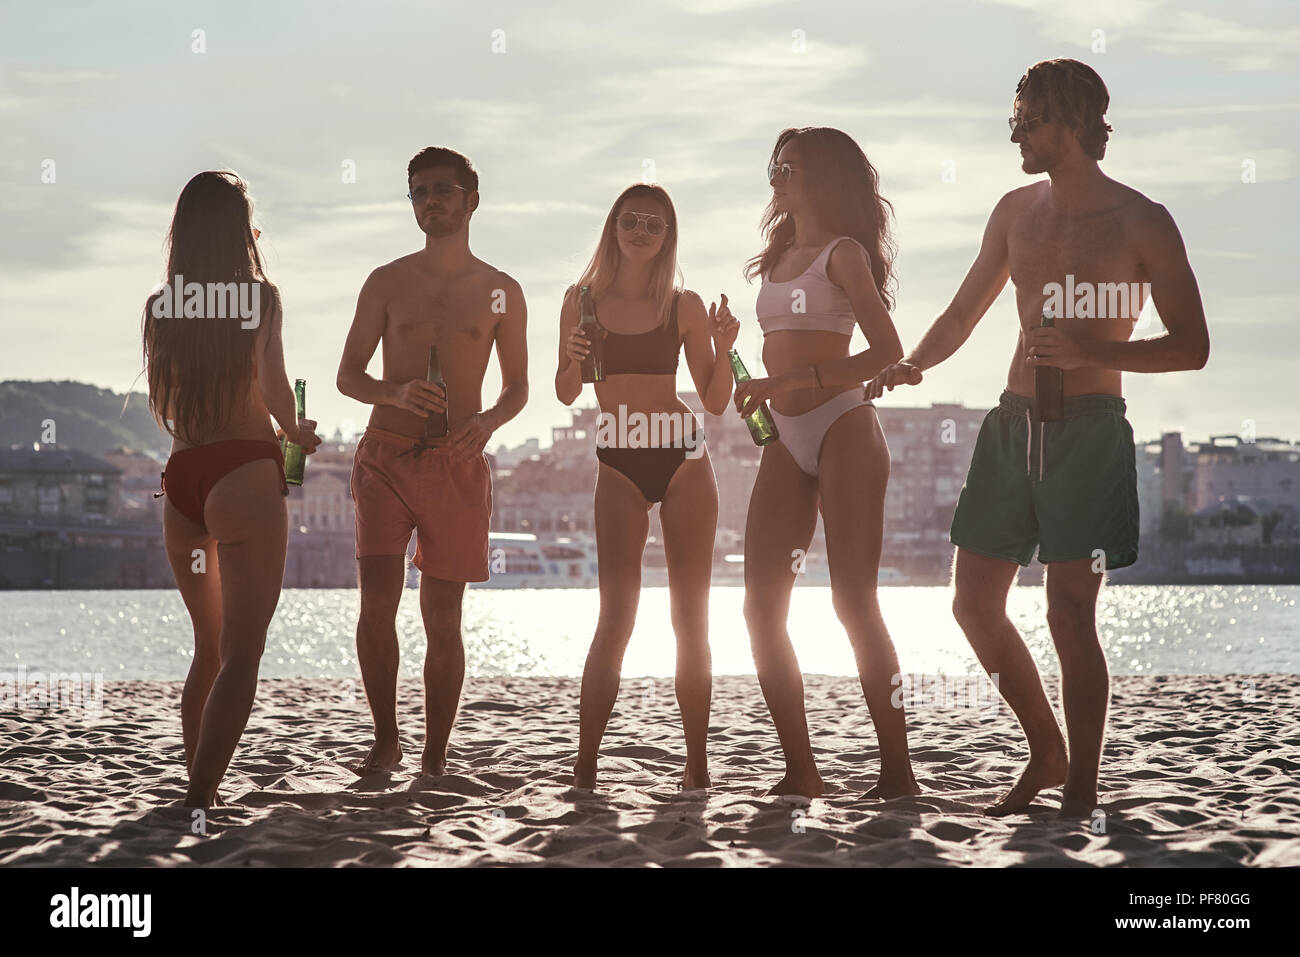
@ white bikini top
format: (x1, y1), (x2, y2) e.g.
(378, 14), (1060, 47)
(755, 236), (866, 336)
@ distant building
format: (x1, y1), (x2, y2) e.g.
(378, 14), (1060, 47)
(287, 441), (357, 533)
(1135, 432), (1196, 538)
(100, 446), (166, 521)
(1189, 499), (1300, 547)
(550, 408), (602, 468)
(0, 445), (122, 521)
(288, 471), (353, 532)
(875, 403), (986, 540)
(492, 437), (541, 470)
(1192, 435), (1300, 511)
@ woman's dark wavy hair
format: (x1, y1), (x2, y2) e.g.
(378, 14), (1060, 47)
(1015, 58), (1113, 160)
(744, 127), (897, 311)
(141, 170), (271, 445)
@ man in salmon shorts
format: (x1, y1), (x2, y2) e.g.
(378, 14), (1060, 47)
(337, 146), (528, 776)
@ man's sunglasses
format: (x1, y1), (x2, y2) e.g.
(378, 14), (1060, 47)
(1008, 113), (1047, 136)
(617, 211), (670, 236)
(408, 182), (468, 204)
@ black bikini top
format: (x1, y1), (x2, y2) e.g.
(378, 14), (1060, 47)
(599, 291), (681, 376)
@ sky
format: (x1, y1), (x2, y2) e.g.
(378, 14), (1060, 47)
(2, 0), (1297, 450)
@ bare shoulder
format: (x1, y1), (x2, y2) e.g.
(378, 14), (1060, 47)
(989, 183), (1046, 245)
(675, 288), (709, 326)
(478, 261), (523, 299)
(1112, 185), (1184, 246)
(827, 234), (874, 272)
(998, 181), (1046, 218)
(366, 253), (418, 290)
(678, 287), (707, 312)
(258, 277), (282, 307)
(257, 279), (282, 326)
(560, 283), (580, 312)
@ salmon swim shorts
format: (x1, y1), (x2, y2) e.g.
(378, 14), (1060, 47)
(350, 426), (492, 582)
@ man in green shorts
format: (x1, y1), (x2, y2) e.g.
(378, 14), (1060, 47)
(868, 59), (1209, 817)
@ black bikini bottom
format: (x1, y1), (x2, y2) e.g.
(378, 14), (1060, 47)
(595, 427), (706, 503)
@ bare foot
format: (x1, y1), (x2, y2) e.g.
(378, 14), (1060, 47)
(985, 749), (1068, 817)
(420, 752), (446, 777)
(352, 740), (403, 776)
(572, 760), (596, 790)
(682, 763), (711, 790)
(863, 772), (922, 800)
(1057, 789), (1098, 818)
(767, 771), (823, 799)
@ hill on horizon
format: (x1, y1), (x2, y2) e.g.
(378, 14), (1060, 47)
(0, 380), (170, 458)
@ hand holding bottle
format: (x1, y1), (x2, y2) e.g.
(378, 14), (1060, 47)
(394, 379), (447, 416)
(565, 326), (592, 364)
(279, 417), (322, 454)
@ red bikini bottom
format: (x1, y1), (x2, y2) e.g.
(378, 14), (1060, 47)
(154, 439), (289, 528)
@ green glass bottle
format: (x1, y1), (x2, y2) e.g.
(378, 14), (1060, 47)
(1034, 310), (1064, 422)
(728, 349), (779, 446)
(281, 378), (307, 486)
(424, 344), (448, 438)
(578, 285), (605, 383)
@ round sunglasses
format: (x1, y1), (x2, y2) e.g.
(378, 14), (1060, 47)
(617, 211), (670, 236)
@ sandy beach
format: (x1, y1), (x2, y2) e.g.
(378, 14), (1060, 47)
(1, 673), (1296, 867)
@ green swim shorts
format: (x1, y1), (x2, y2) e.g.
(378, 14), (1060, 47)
(949, 390), (1139, 569)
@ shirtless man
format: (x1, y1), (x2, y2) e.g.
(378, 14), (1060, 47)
(337, 146), (528, 776)
(868, 59), (1209, 817)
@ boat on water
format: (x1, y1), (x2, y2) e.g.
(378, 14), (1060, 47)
(405, 532), (600, 588)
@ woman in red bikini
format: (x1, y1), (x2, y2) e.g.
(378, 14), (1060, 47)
(556, 184), (739, 790)
(142, 170), (321, 807)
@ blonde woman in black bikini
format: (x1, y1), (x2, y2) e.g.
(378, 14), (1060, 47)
(557, 183), (739, 790)
(733, 128), (920, 800)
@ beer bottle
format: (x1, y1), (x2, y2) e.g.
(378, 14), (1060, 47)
(578, 285), (605, 383)
(281, 378), (308, 486)
(728, 349), (779, 446)
(1034, 310), (1064, 422)
(424, 344), (448, 439)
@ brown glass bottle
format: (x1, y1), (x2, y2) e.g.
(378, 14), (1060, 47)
(1034, 311), (1064, 422)
(424, 345), (448, 438)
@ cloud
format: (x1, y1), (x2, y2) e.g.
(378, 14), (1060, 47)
(1149, 11), (1300, 72)
(977, 0), (1172, 39)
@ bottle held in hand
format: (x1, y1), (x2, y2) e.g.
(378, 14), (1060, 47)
(728, 349), (779, 446)
(1034, 310), (1064, 422)
(424, 344), (448, 439)
(281, 378), (308, 486)
(578, 285), (605, 384)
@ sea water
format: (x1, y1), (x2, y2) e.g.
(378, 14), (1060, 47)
(2, 585), (1295, 680)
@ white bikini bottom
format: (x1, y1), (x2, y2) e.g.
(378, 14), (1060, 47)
(769, 389), (873, 476)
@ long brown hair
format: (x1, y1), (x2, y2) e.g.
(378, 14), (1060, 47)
(575, 183), (682, 328)
(744, 127), (897, 311)
(142, 170), (270, 444)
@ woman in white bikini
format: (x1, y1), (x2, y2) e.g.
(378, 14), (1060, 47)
(733, 127), (919, 800)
